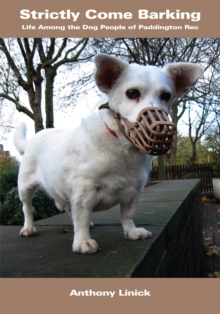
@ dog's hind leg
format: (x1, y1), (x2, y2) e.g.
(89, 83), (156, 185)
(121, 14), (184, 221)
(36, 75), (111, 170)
(19, 179), (39, 237)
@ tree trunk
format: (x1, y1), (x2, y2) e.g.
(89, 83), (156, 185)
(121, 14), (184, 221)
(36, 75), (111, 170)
(170, 101), (178, 166)
(32, 106), (44, 133)
(190, 141), (197, 165)
(27, 84), (44, 133)
(45, 68), (56, 129)
(158, 155), (166, 180)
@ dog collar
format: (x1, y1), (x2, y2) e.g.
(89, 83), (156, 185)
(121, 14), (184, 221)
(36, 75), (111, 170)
(104, 122), (118, 138)
(99, 103), (118, 138)
(99, 103), (130, 141)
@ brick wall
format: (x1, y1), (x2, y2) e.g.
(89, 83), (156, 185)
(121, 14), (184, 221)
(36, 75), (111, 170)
(131, 181), (203, 277)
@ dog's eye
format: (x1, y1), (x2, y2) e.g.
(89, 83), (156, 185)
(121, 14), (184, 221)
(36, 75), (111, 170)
(126, 89), (140, 100)
(160, 92), (171, 102)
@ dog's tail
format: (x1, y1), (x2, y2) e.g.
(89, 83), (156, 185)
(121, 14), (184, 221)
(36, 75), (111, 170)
(13, 122), (27, 154)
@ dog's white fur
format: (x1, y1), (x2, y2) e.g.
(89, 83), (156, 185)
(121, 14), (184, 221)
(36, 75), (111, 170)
(14, 54), (203, 254)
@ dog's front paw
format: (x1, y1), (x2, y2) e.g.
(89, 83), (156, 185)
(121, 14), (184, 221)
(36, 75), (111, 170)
(72, 239), (100, 254)
(20, 227), (37, 237)
(124, 228), (152, 240)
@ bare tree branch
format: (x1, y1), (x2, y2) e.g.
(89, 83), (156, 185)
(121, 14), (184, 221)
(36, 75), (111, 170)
(0, 93), (34, 119)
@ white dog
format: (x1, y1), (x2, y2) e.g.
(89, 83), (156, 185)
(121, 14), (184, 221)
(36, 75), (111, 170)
(14, 54), (203, 254)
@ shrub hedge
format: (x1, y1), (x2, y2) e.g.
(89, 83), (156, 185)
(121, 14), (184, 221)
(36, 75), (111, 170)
(0, 157), (19, 203)
(0, 187), (60, 225)
(0, 156), (61, 225)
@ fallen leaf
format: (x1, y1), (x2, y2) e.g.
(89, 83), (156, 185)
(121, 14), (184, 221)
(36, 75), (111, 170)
(214, 272), (220, 278)
(204, 245), (211, 252)
(204, 242), (212, 246)
(208, 273), (215, 278)
(202, 196), (216, 203)
(206, 251), (213, 256)
(204, 244), (220, 255)
(212, 249), (220, 254)
(208, 272), (220, 278)
(202, 196), (208, 202)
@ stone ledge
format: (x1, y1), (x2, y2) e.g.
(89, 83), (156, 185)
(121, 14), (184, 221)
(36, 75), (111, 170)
(0, 179), (202, 278)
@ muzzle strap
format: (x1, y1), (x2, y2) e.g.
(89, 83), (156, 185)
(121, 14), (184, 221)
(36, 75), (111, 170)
(113, 113), (131, 141)
(99, 103), (176, 155)
(99, 103), (131, 141)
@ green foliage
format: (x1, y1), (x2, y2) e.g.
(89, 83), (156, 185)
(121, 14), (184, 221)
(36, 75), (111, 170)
(0, 156), (61, 225)
(176, 135), (192, 165)
(213, 154), (220, 178)
(0, 187), (60, 225)
(163, 131), (219, 166)
(0, 157), (19, 203)
(0, 188), (23, 225)
(202, 131), (220, 164)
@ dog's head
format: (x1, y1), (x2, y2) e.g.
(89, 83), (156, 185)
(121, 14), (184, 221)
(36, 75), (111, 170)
(94, 54), (203, 154)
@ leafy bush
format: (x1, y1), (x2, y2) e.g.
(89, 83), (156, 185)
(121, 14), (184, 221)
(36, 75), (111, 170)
(0, 157), (19, 203)
(213, 166), (220, 178)
(0, 187), (60, 225)
(213, 153), (220, 178)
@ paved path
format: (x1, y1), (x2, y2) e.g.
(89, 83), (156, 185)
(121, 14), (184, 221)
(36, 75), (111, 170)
(202, 197), (220, 277)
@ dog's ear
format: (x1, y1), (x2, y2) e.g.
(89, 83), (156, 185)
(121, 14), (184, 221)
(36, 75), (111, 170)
(94, 54), (128, 93)
(163, 63), (203, 98)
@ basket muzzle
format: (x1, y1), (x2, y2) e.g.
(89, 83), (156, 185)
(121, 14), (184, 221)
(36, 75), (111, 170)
(114, 107), (176, 155)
